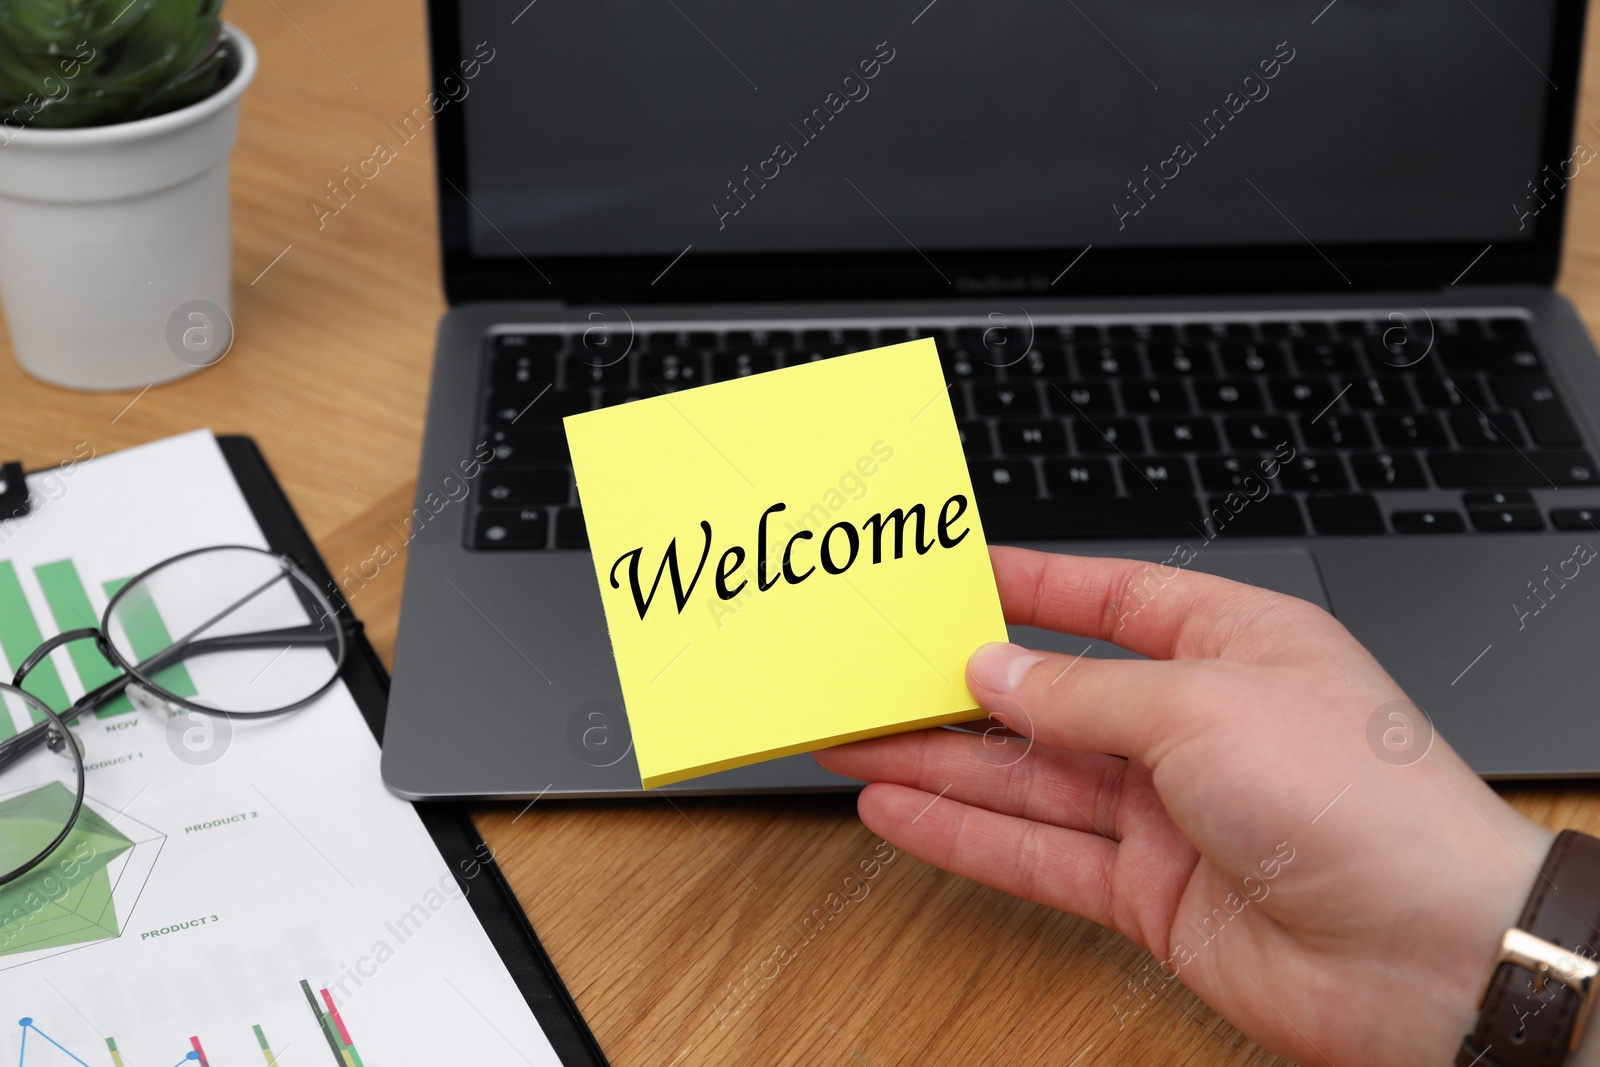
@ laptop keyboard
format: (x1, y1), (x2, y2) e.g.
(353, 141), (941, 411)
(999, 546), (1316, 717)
(467, 314), (1600, 550)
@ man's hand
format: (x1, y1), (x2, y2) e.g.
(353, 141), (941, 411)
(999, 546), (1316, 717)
(815, 546), (1554, 1066)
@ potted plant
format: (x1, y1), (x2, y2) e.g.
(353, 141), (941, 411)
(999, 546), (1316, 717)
(0, 0), (255, 390)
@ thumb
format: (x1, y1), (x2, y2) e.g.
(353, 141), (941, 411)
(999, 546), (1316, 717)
(965, 641), (1179, 761)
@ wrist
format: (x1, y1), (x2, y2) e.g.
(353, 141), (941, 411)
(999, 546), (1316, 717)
(1573, 1019), (1600, 1067)
(1431, 817), (1556, 1060)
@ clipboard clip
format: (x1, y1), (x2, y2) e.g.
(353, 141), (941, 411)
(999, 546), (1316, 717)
(0, 461), (28, 521)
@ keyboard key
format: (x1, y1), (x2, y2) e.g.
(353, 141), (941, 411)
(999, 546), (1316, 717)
(727, 328), (793, 349)
(1375, 413), (1447, 448)
(1106, 322), (1178, 342)
(568, 355), (631, 386)
(1335, 319), (1378, 340)
(970, 459), (1041, 499)
(1043, 458), (1116, 495)
(1291, 340), (1364, 376)
(953, 327), (991, 351)
(1413, 375), (1490, 410)
(1120, 381), (1191, 413)
(646, 329), (716, 351)
(1219, 342), (1288, 375)
(554, 507), (588, 548)
(974, 383), (1042, 416)
(1299, 414), (1373, 449)
(495, 332), (565, 354)
(638, 352), (704, 387)
(1308, 494), (1385, 535)
(1344, 375), (1413, 411)
(1197, 322), (1254, 341)
(1147, 344), (1214, 375)
(1195, 379), (1264, 412)
(940, 350), (998, 380)
(803, 327), (872, 350)
(1261, 320), (1332, 339)
(957, 420), (992, 458)
(1440, 338), (1542, 373)
(1492, 375), (1583, 446)
(1121, 457), (1193, 494)
(1269, 379), (1337, 412)
(1488, 317), (1531, 339)
(876, 328), (910, 346)
(998, 418), (1067, 453)
(981, 497), (1203, 540)
(711, 351), (776, 379)
(1431, 317), (1476, 341)
(1056, 324), (1100, 346)
(487, 388), (589, 425)
(491, 351), (559, 389)
(474, 508), (549, 549)
(1048, 381), (1116, 415)
(1428, 451), (1600, 487)
(597, 386), (651, 408)
(1012, 348), (1072, 378)
(1148, 416), (1221, 451)
(1448, 411), (1524, 448)
(1073, 418), (1144, 453)
(1225, 415), (1294, 450)
(1365, 327), (1433, 370)
(1350, 452), (1427, 489)
(1392, 510), (1466, 534)
(787, 347), (840, 364)
(1075, 345), (1141, 377)
(1551, 507), (1600, 530)
(1204, 495), (1305, 536)
(479, 467), (570, 506)
(1470, 507), (1544, 532)
(487, 427), (569, 464)
(1274, 454), (1349, 491)
(1198, 455), (1270, 492)
(1464, 491), (1534, 510)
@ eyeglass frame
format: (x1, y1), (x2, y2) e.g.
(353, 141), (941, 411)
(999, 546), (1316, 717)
(0, 543), (354, 886)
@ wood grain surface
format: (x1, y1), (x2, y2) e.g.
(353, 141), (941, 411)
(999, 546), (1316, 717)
(4, 3), (1600, 1064)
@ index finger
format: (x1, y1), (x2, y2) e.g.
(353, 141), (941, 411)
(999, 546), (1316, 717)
(990, 545), (1336, 664)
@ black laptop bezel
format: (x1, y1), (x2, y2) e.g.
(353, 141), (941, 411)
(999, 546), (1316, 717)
(427, 0), (1588, 307)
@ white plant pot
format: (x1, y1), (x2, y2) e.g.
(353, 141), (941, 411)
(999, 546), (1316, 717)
(0, 24), (257, 391)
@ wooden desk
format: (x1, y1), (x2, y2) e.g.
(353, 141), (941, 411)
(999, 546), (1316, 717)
(5, 4), (1600, 1064)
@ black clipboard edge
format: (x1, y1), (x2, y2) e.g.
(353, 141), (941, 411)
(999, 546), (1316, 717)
(217, 435), (610, 1067)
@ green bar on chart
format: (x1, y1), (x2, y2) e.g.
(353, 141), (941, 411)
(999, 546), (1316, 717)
(104, 577), (197, 699)
(34, 559), (133, 718)
(0, 559), (69, 720)
(253, 1023), (279, 1067)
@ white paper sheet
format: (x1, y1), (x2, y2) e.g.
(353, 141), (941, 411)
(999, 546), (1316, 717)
(0, 431), (563, 1067)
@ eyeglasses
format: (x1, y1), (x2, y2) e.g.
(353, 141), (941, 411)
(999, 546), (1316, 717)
(0, 545), (348, 889)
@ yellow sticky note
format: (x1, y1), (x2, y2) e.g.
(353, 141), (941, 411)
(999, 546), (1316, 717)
(564, 339), (1007, 788)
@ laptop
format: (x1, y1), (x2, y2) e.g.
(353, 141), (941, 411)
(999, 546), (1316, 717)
(382, 0), (1600, 799)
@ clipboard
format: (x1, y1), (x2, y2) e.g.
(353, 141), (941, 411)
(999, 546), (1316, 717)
(218, 434), (610, 1067)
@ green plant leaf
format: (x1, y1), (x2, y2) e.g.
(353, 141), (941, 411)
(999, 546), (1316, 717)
(0, 0), (229, 129)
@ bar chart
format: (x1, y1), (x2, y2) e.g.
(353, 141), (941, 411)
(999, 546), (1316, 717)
(0, 556), (196, 735)
(17, 977), (367, 1066)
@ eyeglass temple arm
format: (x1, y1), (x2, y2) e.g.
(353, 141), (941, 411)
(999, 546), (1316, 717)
(0, 623), (345, 769)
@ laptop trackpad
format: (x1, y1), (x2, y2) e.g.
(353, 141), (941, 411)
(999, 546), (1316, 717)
(1008, 547), (1329, 661)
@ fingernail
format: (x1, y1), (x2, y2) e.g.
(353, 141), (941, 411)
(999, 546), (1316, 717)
(969, 643), (1044, 694)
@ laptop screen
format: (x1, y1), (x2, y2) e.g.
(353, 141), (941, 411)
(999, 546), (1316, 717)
(437, 0), (1576, 297)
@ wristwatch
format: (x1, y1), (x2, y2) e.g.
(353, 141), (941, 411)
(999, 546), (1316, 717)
(1457, 830), (1600, 1067)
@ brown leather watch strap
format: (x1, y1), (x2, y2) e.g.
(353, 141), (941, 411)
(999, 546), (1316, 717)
(1457, 830), (1600, 1067)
